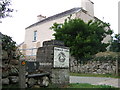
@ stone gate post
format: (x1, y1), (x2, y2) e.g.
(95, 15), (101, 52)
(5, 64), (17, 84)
(36, 40), (70, 87)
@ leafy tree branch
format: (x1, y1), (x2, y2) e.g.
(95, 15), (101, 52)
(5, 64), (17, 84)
(51, 18), (113, 60)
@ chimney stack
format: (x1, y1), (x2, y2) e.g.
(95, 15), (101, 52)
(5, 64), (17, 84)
(81, 0), (94, 16)
(37, 14), (46, 21)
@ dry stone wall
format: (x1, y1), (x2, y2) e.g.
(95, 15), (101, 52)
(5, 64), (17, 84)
(70, 57), (117, 75)
(2, 59), (19, 86)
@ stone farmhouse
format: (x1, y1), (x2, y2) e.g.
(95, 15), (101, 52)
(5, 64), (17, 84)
(18, 0), (111, 60)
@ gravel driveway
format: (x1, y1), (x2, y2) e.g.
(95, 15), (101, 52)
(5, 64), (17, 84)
(70, 76), (120, 88)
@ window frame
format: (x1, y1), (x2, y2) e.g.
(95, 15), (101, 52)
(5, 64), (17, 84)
(33, 30), (37, 42)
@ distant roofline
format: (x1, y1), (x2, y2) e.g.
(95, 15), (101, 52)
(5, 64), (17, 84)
(94, 16), (111, 29)
(25, 7), (82, 29)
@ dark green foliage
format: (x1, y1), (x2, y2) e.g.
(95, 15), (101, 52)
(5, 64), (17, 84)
(0, 0), (13, 18)
(110, 34), (120, 52)
(1, 32), (21, 62)
(2, 83), (19, 89)
(51, 18), (113, 60)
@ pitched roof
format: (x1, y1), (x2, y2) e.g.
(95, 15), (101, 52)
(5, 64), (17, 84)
(26, 7), (81, 29)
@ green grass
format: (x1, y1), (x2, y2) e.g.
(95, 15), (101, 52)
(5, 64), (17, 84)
(67, 83), (116, 88)
(2, 83), (118, 89)
(2, 83), (19, 89)
(47, 83), (116, 89)
(70, 73), (120, 78)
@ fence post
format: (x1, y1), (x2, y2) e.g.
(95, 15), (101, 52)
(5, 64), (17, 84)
(116, 59), (118, 76)
(118, 55), (120, 76)
(19, 59), (26, 89)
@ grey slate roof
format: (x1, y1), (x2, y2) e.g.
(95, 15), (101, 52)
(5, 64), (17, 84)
(26, 7), (81, 29)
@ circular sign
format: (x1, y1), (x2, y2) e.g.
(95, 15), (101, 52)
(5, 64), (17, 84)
(58, 52), (66, 62)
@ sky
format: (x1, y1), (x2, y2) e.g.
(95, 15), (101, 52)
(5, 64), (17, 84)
(0, 0), (119, 45)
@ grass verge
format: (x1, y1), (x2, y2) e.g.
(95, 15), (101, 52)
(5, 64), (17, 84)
(70, 73), (120, 78)
(67, 83), (116, 88)
(2, 83), (118, 89)
(47, 83), (117, 89)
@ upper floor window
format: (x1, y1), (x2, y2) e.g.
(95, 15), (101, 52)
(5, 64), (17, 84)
(33, 31), (37, 41)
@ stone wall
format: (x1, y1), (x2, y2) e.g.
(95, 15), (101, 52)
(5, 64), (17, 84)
(70, 58), (117, 75)
(51, 69), (69, 87)
(19, 61), (69, 88)
(2, 59), (19, 86)
(19, 60), (51, 88)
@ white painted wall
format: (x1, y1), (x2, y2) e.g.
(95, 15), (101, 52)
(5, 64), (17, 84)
(24, 13), (77, 56)
(22, 9), (99, 56)
(19, 0), (96, 57)
(81, 0), (94, 16)
(22, 10), (111, 57)
(24, 14), (76, 48)
(24, 11), (94, 49)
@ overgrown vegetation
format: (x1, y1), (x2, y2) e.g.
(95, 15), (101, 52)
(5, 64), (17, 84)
(1, 32), (21, 63)
(51, 17), (113, 61)
(0, 0), (13, 19)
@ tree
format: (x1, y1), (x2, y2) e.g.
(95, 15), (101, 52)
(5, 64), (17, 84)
(110, 34), (120, 52)
(0, 0), (13, 18)
(1, 32), (21, 63)
(51, 18), (113, 60)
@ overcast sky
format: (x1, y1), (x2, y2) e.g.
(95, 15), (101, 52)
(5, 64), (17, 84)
(0, 0), (119, 44)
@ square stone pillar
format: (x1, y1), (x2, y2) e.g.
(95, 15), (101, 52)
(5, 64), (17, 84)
(36, 40), (70, 87)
